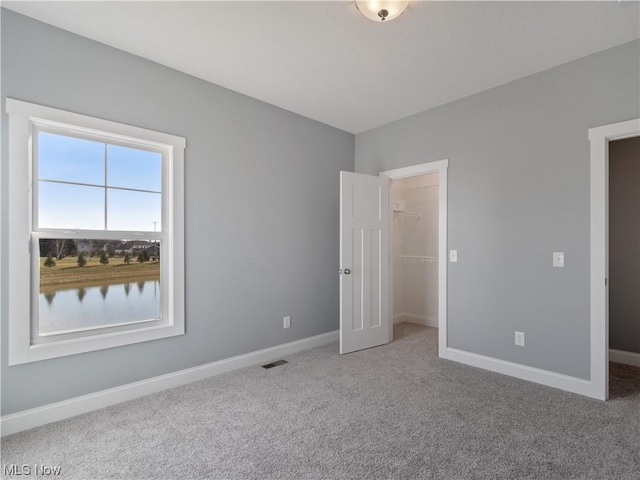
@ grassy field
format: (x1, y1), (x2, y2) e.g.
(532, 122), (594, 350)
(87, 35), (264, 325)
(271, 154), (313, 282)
(40, 256), (160, 289)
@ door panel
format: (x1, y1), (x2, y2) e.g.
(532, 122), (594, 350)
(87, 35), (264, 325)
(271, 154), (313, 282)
(340, 171), (390, 354)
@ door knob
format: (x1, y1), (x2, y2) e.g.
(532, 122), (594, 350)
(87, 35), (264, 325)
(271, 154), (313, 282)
(343, 268), (351, 275)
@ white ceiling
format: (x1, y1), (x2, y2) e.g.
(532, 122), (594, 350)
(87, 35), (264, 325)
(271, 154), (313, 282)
(3, 1), (639, 134)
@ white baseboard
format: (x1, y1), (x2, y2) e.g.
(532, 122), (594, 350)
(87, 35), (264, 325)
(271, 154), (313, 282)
(393, 313), (438, 328)
(446, 347), (599, 399)
(1, 330), (339, 437)
(610, 348), (640, 368)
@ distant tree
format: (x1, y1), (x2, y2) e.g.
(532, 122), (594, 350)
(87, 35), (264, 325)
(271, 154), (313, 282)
(53, 239), (67, 260)
(66, 239), (77, 257)
(124, 252), (131, 264)
(99, 250), (109, 265)
(39, 239), (74, 258)
(44, 292), (56, 305)
(39, 239), (51, 258)
(106, 244), (116, 258)
(142, 249), (150, 261)
(44, 253), (56, 268)
(77, 288), (87, 302)
(77, 252), (87, 267)
(137, 251), (146, 263)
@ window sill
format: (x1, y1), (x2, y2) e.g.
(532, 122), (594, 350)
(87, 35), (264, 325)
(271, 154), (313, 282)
(10, 320), (184, 365)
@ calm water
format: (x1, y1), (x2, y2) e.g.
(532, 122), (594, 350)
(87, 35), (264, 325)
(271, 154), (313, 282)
(39, 279), (160, 334)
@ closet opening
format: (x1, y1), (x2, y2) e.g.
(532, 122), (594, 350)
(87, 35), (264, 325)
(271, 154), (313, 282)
(380, 160), (448, 357)
(390, 173), (440, 348)
(608, 136), (640, 399)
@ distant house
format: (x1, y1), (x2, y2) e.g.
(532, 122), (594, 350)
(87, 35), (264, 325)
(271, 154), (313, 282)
(110, 240), (157, 255)
(76, 240), (93, 255)
(77, 240), (156, 256)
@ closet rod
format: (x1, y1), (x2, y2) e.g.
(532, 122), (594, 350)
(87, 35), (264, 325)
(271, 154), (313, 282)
(394, 255), (439, 263)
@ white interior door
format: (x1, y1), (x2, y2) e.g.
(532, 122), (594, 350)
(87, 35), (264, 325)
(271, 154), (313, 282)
(340, 171), (390, 354)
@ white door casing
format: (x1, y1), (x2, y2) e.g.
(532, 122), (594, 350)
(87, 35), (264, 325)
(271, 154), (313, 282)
(589, 118), (640, 401)
(339, 171), (390, 354)
(381, 160), (449, 358)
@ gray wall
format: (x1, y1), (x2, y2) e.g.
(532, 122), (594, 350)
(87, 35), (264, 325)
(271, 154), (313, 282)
(1, 10), (354, 415)
(609, 136), (640, 355)
(356, 40), (640, 379)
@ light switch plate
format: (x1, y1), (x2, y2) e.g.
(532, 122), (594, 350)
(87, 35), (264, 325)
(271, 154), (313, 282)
(450, 250), (458, 262)
(553, 252), (564, 268)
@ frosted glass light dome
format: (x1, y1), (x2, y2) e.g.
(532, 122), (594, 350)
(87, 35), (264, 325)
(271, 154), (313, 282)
(355, 1), (409, 23)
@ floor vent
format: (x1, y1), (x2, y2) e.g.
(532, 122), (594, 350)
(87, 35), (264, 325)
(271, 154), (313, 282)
(262, 360), (288, 369)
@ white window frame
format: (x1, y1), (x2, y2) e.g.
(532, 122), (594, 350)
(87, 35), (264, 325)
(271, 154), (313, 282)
(6, 98), (185, 365)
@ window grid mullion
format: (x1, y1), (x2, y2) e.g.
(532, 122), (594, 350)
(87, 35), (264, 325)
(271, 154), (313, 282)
(37, 179), (161, 195)
(104, 142), (108, 230)
(32, 126), (40, 231)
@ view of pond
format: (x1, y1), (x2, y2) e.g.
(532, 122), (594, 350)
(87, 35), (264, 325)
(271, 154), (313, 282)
(39, 279), (160, 334)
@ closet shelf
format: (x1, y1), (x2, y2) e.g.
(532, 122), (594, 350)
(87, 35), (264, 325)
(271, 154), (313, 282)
(403, 183), (438, 191)
(394, 255), (439, 263)
(393, 210), (420, 219)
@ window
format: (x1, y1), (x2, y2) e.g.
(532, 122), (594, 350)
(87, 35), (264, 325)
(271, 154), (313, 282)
(6, 99), (185, 364)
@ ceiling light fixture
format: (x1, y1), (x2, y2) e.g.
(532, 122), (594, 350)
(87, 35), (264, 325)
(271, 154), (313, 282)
(355, 1), (409, 23)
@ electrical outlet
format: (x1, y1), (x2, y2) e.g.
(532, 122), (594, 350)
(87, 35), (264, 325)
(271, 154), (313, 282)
(450, 250), (458, 262)
(283, 316), (291, 329)
(515, 331), (525, 347)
